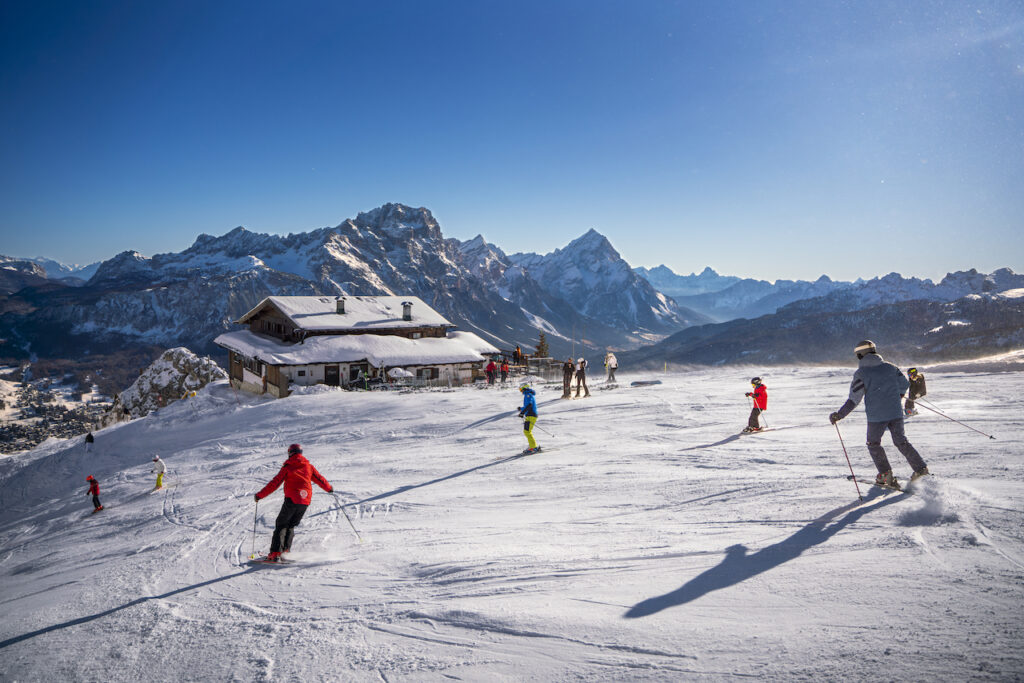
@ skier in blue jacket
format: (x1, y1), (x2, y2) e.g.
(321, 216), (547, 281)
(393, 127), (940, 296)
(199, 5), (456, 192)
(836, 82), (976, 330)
(829, 340), (930, 489)
(517, 384), (541, 454)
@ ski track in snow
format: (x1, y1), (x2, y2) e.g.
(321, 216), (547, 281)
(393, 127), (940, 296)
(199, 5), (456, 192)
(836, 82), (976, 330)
(1, 367), (1023, 681)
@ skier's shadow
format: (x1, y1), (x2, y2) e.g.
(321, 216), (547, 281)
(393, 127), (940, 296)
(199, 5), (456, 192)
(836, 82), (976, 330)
(0, 569), (257, 650)
(678, 433), (742, 451)
(310, 455), (525, 516)
(455, 398), (562, 433)
(623, 492), (905, 619)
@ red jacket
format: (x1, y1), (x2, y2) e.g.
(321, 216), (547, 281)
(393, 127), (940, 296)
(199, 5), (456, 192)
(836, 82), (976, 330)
(256, 453), (332, 505)
(749, 384), (767, 410)
(87, 479), (99, 496)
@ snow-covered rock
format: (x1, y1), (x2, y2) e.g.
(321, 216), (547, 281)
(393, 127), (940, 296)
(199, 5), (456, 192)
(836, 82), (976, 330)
(110, 347), (227, 420)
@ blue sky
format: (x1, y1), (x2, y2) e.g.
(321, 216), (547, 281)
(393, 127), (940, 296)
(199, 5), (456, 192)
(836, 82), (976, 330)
(1, 1), (1022, 282)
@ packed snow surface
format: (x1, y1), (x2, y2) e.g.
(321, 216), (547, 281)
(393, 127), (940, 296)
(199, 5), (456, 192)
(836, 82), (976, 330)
(1, 366), (1022, 681)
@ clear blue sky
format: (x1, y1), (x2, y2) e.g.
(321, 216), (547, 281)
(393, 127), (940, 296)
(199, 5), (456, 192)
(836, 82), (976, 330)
(1, 0), (1022, 282)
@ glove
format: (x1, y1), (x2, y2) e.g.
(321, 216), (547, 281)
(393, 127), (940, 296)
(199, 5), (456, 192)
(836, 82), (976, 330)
(745, 392), (752, 397)
(829, 412), (841, 424)
(517, 410), (524, 417)
(253, 494), (260, 502)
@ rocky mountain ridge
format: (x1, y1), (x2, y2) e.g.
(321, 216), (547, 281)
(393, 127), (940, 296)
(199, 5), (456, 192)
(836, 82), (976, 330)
(1, 204), (701, 368)
(620, 287), (1024, 368)
(637, 264), (1024, 322)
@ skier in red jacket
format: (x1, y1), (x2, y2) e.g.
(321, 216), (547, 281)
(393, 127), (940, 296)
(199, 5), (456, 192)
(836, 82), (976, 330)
(86, 475), (103, 512)
(743, 377), (767, 433)
(254, 444), (333, 562)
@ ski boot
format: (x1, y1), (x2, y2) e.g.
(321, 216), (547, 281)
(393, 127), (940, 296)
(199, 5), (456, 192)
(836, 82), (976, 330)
(265, 551), (282, 563)
(910, 467), (930, 483)
(875, 471), (901, 490)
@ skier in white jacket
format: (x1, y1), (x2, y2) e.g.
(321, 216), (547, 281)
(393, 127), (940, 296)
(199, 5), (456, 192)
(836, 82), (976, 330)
(151, 455), (167, 490)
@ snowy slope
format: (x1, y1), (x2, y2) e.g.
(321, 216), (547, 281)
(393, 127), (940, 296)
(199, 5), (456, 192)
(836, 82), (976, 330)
(1, 366), (1022, 681)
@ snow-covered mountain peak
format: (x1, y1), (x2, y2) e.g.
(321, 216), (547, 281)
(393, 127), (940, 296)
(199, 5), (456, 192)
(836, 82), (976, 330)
(87, 250), (153, 286)
(354, 203), (442, 241)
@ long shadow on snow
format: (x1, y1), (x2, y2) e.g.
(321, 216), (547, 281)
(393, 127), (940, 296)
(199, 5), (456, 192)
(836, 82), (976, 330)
(309, 454), (527, 516)
(454, 398), (563, 433)
(0, 568), (258, 649)
(624, 491), (906, 619)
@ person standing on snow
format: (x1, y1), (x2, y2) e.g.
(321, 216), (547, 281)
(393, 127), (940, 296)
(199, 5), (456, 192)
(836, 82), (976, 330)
(517, 383), (541, 454)
(575, 358), (590, 398)
(561, 357), (575, 399)
(743, 377), (767, 433)
(904, 367), (927, 416)
(604, 352), (618, 383)
(85, 475), (103, 512)
(151, 455), (166, 490)
(829, 340), (930, 489)
(85, 432), (94, 453)
(485, 359), (497, 385)
(254, 444), (333, 562)
(500, 360), (509, 383)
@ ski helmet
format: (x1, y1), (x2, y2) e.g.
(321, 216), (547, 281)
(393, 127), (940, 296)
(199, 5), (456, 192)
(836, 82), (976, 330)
(908, 367), (918, 376)
(86, 475), (93, 481)
(519, 383), (531, 392)
(287, 444), (302, 455)
(854, 340), (877, 358)
(750, 377), (762, 385)
(152, 455), (160, 461)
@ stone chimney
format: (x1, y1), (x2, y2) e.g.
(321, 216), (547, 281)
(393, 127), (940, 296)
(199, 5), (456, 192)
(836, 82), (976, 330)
(402, 301), (413, 321)
(336, 296), (346, 314)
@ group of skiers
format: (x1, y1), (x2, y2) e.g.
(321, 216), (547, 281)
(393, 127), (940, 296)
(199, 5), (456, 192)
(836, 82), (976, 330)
(484, 358), (510, 384)
(80, 337), (934, 560)
(82, 454), (167, 514)
(736, 340), (929, 490)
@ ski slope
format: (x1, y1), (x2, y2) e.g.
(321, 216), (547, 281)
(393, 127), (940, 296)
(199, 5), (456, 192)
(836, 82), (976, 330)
(1, 366), (1022, 681)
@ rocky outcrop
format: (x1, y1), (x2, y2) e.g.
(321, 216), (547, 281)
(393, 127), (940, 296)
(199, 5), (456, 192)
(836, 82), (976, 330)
(107, 348), (227, 421)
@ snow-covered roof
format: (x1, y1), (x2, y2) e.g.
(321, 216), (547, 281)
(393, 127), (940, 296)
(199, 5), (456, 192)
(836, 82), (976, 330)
(214, 329), (498, 368)
(237, 295), (453, 331)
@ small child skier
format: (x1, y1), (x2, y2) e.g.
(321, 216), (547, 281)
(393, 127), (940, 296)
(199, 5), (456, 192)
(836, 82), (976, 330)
(151, 455), (166, 489)
(743, 377), (767, 433)
(86, 475), (103, 512)
(517, 383), (541, 454)
(905, 367), (926, 416)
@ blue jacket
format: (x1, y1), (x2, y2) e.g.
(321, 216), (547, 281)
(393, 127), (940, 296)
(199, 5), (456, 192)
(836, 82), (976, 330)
(519, 388), (537, 417)
(841, 353), (909, 423)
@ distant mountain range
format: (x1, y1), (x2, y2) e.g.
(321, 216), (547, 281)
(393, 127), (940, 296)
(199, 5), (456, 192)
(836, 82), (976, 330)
(3, 206), (1022, 381)
(0, 204), (704, 367)
(633, 264), (1024, 324)
(620, 281), (1024, 368)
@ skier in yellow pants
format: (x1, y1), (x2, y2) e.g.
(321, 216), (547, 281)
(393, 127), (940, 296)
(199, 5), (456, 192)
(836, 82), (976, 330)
(151, 455), (166, 489)
(517, 384), (541, 455)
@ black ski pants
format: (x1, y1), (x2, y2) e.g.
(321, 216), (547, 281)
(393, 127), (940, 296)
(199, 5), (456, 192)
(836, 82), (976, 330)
(270, 498), (309, 553)
(747, 407), (762, 430)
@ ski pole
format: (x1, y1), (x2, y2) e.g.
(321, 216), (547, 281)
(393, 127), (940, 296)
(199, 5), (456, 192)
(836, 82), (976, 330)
(914, 401), (995, 439)
(533, 422), (555, 437)
(833, 422), (863, 501)
(251, 499), (258, 559)
(332, 493), (364, 543)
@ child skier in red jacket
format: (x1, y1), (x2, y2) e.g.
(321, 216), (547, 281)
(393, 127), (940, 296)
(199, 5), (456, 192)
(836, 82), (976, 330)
(254, 444), (333, 562)
(743, 377), (767, 433)
(86, 475), (103, 512)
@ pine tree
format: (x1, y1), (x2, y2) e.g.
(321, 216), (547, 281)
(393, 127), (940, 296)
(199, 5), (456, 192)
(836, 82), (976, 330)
(535, 332), (549, 359)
